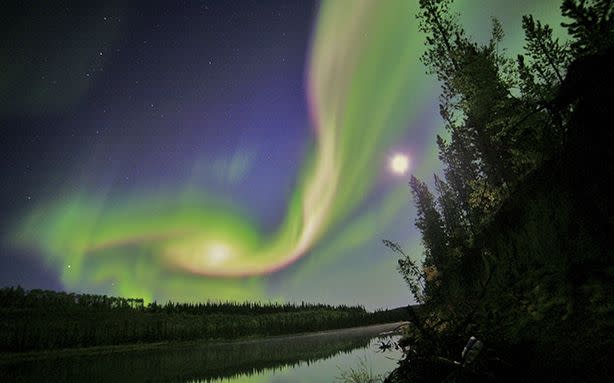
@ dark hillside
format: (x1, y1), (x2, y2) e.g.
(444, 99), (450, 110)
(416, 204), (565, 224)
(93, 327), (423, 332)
(386, 1), (613, 381)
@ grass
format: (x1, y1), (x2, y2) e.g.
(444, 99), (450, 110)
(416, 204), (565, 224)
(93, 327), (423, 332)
(335, 356), (383, 383)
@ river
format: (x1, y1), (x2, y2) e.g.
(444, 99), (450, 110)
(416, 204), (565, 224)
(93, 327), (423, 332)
(0, 322), (404, 382)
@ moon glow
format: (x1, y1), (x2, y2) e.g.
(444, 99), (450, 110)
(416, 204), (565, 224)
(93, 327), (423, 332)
(390, 153), (410, 175)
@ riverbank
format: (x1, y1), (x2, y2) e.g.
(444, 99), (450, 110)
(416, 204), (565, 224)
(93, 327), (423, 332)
(1, 321), (404, 383)
(0, 321), (407, 364)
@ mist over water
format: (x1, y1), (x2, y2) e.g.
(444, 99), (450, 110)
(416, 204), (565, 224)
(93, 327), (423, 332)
(0, 324), (402, 383)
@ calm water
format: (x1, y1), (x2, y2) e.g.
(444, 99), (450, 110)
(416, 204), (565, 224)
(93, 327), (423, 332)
(0, 323), (404, 382)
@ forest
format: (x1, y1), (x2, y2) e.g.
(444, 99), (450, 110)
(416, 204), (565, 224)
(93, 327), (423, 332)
(385, 0), (613, 382)
(0, 286), (406, 353)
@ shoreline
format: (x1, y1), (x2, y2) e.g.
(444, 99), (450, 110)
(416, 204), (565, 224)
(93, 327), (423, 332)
(0, 321), (407, 364)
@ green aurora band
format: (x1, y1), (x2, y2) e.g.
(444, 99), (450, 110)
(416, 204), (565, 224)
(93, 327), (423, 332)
(8, 0), (564, 302)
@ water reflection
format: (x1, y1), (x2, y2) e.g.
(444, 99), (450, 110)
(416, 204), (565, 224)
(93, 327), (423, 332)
(0, 323), (402, 383)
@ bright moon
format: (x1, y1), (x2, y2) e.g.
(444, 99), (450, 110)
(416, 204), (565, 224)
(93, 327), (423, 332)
(390, 153), (410, 175)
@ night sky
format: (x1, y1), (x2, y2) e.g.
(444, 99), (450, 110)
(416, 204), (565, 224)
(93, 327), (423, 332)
(0, 0), (563, 309)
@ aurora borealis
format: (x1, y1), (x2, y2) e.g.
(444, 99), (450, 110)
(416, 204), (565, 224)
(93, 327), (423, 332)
(1, 0), (564, 307)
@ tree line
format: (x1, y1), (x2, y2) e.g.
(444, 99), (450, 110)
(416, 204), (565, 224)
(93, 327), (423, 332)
(0, 286), (406, 353)
(0, 286), (367, 315)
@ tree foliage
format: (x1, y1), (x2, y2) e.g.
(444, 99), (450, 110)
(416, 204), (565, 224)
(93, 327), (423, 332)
(387, 1), (613, 380)
(561, 0), (614, 56)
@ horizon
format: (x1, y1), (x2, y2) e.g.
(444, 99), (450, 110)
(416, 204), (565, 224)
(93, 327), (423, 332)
(1, 285), (415, 312)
